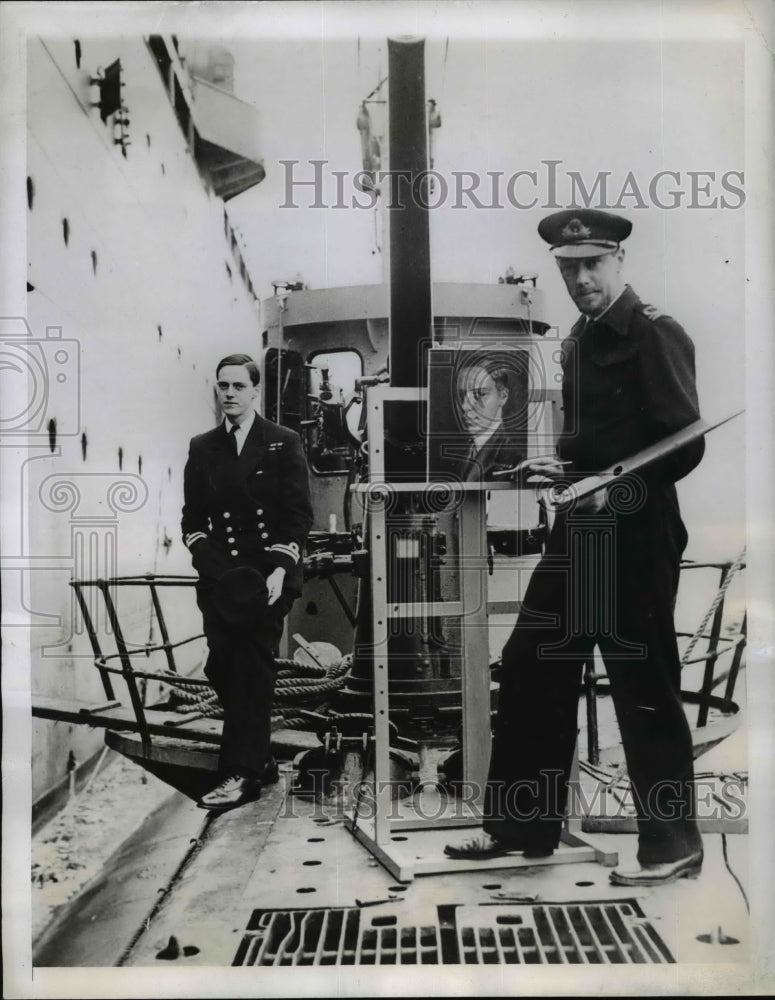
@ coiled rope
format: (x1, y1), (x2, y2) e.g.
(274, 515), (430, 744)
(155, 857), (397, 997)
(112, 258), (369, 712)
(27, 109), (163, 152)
(163, 653), (353, 722)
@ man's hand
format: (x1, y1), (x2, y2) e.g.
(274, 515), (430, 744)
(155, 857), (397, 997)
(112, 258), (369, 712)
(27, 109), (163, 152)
(525, 455), (572, 483)
(526, 457), (606, 512)
(548, 483), (607, 512)
(266, 567), (286, 605)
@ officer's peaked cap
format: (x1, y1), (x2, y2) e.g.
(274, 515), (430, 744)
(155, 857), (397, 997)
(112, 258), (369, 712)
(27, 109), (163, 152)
(538, 209), (632, 258)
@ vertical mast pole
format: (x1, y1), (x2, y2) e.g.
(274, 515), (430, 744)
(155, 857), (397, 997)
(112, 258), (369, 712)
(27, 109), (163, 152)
(387, 36), (433, 390)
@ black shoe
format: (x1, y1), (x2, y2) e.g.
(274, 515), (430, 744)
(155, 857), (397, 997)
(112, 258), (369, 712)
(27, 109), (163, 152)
(262, 757), (280, 785)
(444, 834), (556, 861)
(522, 847), (555, 859)
(444, 835), (516, 860)
(198, 774), (262, 813)
(609, 851), (703, 887)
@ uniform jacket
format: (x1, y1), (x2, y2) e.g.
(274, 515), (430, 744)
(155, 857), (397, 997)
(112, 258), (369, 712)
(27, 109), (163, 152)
(181, 413), (313, 594)
(557, 284), (704, 486)
(460, 429), (525, 483)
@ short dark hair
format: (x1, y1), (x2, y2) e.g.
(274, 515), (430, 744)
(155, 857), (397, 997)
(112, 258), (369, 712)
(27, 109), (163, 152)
(459, 359), (510, 394)
(216, 353), (260, 386)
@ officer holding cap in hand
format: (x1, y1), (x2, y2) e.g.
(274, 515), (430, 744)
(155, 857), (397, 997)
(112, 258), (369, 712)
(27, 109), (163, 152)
(446, 210), (706, 886)
(182, 354), (313, 812)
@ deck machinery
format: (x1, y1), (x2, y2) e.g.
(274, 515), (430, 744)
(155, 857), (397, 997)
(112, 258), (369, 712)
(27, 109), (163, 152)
(259, 37), (561, 809)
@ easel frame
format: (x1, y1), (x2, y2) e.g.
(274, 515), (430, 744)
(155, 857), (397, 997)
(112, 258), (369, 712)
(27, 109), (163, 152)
(345, 386), (617, 881)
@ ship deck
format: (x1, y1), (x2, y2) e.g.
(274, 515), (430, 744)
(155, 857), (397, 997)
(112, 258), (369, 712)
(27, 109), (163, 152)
(33, 727), (749, 986)
(29, 558), (751, 988)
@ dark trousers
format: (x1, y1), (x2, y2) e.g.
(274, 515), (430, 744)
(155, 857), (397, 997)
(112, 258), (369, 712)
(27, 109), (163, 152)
(484, 502), (702, 865)
(197, 587), (295, 777)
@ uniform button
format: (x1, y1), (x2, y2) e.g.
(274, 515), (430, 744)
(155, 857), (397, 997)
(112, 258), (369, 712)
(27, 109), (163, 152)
(261, 532), (269, 539)
(258, 522), (265, 528)
(228, 537), (235, 544)
(230, 549), (239, 556)
(256, 508), (263, 515)
(223, 512), (231, 519)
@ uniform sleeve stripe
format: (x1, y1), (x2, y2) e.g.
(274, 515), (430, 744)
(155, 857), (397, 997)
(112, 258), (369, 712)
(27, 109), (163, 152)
(267, 543), (300, 563)
(184, 532), (208, 549)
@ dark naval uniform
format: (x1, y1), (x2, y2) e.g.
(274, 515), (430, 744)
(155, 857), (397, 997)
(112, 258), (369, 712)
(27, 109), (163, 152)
(484, 284), (705, 865)
(182, 414), (313, 778)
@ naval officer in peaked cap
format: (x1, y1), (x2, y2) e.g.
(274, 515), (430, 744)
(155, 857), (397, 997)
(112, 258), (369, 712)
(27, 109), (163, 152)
(447, 208), (706, 886)
(536, 207), (633, 259)
(182, 353), (313, 812)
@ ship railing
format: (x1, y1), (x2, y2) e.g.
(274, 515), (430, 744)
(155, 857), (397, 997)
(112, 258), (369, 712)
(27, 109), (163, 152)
(63, 569), (354, 747)
(69, 574), (206, 746)
(61, 553), (745, 760)
(583, 553), (746, 766)
(675, 554), (747, 727)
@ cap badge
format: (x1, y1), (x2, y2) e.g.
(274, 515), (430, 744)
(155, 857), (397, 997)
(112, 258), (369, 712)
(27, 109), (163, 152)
(560, 218), (591, 240)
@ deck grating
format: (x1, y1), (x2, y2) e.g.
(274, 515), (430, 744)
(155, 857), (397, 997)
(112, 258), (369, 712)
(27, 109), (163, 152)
(232, 899), (673, 965)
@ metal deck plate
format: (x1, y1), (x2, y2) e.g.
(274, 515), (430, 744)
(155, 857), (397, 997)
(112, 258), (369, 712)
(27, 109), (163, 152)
(116, 773), (748, 967)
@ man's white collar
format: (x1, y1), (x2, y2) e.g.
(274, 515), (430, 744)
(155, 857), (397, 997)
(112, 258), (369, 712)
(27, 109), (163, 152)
(224, 409), (256, 434)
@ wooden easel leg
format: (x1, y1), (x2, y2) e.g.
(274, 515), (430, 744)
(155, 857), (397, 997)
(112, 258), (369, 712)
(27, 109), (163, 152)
(559, 737), (619, 866)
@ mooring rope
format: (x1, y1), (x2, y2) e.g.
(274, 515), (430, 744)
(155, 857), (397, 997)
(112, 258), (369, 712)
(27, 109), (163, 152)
(680, 547), (746, 667)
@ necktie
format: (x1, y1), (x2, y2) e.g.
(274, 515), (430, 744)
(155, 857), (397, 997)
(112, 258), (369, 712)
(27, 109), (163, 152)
(228, 422), (239, 455)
